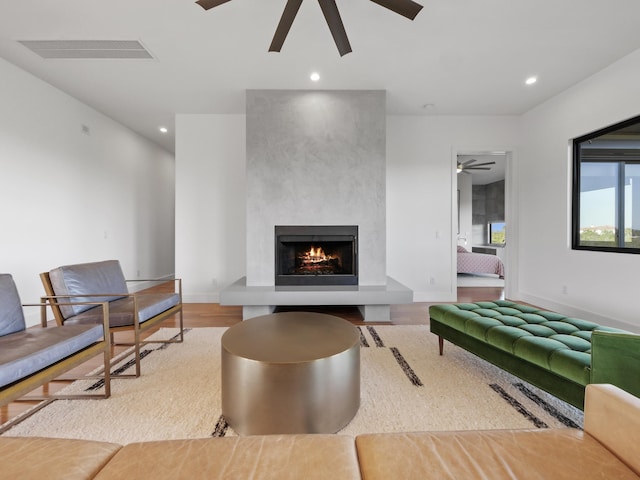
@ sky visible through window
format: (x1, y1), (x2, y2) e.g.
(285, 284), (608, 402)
(580, 181), (633, 227)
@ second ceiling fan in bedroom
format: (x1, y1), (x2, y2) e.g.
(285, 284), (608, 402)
(195, 0), (424, 56)
(457, 158), (496, 174)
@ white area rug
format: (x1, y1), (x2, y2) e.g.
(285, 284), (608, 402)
(2, 326), (582, 444)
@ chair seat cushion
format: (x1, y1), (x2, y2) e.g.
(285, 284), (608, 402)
(66, 293), (180, 328)
(0, 324), (103, 388)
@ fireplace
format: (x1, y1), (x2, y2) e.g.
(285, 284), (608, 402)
(275, 225), (358, 286)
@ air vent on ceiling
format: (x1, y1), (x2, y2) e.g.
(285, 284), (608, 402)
(18, 40), (153, 59)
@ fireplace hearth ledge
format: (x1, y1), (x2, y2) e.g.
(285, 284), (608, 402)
(219, 277), (413, 322)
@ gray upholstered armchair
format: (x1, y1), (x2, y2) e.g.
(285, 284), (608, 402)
(0, 273), (111, 433)
(40, 260), (184, 378)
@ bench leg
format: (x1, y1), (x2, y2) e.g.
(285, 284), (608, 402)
(438, 336), (444, 356)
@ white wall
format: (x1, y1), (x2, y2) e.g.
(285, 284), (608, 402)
(518, 48), (640, 331)
(175, 114), (246, 302)
(0, 58), (175, 326)
(386, 116), (519, 301)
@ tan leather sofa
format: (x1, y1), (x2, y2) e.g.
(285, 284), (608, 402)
(1, 384), (638, 479)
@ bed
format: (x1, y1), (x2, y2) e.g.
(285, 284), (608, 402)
(457, 245), (504, 278)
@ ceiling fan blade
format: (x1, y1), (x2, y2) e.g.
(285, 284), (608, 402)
(466, 167), (492, 171)
(195, 0), (233, 10)
(467, 161), (496, 168)
(269, 0), (303, 52)
(369, 0), (423, 20)
(461, 159), (477, 166)
(318, 0), (352, 56)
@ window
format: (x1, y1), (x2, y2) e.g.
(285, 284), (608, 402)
(488, 222), (505, 245)
(572, 115), (640, 253)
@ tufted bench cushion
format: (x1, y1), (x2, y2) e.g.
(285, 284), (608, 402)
(429, 300), (637, 408)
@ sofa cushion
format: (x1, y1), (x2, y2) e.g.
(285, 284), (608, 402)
(0, 436), (121, 480)
(0, 323), (103, 388)
(93, 435), (361, 480)
(355, 429), (639, 480)
(49, 260), (128, 319)
(0, 274), (26, 336)
(65, 293), (181, 328)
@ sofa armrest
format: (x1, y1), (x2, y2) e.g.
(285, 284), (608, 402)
(584, 384), (640, 476)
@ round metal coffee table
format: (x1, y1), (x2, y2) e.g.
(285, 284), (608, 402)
(221, 311), (360, 435)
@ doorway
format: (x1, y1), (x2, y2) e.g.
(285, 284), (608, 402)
(455, 151), (508, 288)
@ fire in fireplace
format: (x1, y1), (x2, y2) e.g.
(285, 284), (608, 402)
(275, 225), (358, 286)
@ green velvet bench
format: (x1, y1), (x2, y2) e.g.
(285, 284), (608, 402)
(429, 300), (640, 409)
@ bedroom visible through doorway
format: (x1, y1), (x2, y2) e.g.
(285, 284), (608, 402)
(456, 152), (507, 288)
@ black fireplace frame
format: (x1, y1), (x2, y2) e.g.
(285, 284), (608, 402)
(274, 225), (358, 286)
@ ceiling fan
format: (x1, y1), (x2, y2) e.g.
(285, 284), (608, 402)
(457, 158), (496, 174)
(195, 0), (423, 56)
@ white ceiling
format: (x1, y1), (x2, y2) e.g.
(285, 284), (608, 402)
(2, 0), (640, 153)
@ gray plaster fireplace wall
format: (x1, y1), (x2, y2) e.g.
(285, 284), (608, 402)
(246, 90), (387, 286)
(221, 89), (412, 321)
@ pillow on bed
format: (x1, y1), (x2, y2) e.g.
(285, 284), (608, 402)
(457, 245), (468, 253)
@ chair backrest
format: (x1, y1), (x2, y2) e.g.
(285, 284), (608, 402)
(43, 260), (128, 320)
(0, 274), (26, 336)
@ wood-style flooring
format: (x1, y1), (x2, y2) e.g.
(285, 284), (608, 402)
(1, 286), (504, 428)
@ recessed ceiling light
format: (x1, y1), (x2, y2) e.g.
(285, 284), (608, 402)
(525, 76), (537, 85)
(159, 126), (168, 134)
(310, 72), (320, 82)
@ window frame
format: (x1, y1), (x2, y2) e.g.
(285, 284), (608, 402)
(572, 114), (640, 254)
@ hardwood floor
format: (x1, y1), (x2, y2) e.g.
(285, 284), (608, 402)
(1, 286), (505, 428)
